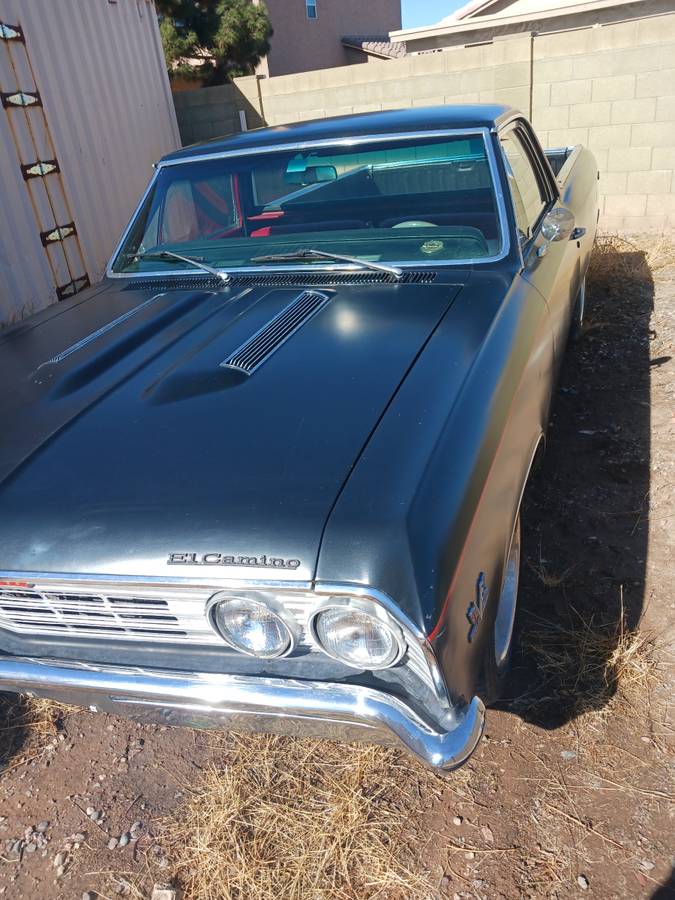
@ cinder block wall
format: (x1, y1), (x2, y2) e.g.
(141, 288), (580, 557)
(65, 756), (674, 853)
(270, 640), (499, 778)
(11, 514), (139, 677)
(531, 17), (675, 233)
(174, 11), (675, 233)
(173, 76), (264, 145)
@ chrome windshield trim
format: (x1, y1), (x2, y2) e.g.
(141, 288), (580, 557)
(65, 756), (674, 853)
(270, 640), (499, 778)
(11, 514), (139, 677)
(105, 127), (511, 279)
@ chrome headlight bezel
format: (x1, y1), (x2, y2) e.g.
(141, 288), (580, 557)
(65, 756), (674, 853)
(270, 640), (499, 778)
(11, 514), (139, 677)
(307, 596), (407, 670)
(207, 591), (300, 659)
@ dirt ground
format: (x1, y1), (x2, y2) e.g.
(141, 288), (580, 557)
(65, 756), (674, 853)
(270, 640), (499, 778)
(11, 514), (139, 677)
(1, 236), (673, 900)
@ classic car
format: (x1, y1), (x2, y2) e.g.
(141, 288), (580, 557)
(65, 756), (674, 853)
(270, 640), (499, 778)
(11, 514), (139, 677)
(0, 105), (598, 770)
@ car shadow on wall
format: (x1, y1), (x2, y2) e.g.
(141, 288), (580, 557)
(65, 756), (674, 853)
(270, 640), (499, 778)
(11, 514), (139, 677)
(506, 240), (654, 728)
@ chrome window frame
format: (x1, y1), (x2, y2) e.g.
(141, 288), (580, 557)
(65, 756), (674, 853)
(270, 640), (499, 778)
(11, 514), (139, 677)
(106, 127), (511, 280)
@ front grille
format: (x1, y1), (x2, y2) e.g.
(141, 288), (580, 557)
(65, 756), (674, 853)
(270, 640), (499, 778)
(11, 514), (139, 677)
(0, 585), (218, 644)
(124, 270), (437, 292)
(0, 581), (434, 689)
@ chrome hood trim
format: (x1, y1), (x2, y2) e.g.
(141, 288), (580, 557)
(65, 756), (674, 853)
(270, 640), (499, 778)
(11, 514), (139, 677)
(220, 290), (330, 375)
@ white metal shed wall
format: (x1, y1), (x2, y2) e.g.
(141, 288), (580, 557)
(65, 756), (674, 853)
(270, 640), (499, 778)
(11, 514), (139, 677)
(0, 0), (180, 325)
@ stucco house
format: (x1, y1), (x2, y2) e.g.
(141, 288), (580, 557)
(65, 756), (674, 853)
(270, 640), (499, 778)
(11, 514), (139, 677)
(389, 0), (674, 55)
(254, 0), (402, 76)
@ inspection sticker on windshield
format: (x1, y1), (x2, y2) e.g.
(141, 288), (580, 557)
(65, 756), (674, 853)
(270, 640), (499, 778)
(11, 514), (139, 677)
(421, 239), (444, 255)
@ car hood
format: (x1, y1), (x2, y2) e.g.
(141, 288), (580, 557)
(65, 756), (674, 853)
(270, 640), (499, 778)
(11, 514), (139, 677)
(0, 277), (464, 581)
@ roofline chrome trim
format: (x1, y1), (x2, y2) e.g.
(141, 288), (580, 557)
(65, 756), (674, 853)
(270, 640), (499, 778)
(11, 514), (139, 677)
(105, 127), (512, 279)
(156, 127), (497, 167)
(0, 656), (485, 771)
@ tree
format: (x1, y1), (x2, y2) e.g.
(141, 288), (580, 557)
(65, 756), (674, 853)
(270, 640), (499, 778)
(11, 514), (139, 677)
(156, 0), (273, 85)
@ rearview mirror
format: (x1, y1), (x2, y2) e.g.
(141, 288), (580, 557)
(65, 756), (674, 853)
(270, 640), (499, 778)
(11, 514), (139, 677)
(541, 207), (575, 242)
(284, 164), (337, 186)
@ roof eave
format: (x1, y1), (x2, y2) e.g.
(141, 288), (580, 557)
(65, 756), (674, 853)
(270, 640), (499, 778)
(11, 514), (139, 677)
(390, 0), (649, 41)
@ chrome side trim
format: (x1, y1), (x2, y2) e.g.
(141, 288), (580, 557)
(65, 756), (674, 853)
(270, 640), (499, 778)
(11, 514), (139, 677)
(220, 290), (330, 375)
(0, 656), (485, 771)
(105, 127), (512, 279)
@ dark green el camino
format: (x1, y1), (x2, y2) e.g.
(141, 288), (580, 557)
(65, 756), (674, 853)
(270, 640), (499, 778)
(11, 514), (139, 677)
(0, 105), (598, 769)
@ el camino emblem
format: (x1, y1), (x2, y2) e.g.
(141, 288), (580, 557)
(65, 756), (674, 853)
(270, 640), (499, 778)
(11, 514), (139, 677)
(168, 552), (301, 570)
(466, 572), (489, 642)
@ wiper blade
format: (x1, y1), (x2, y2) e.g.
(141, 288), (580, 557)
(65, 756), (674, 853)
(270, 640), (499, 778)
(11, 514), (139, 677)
(250, 248), (403, 281)
(136, 250), (230, 284)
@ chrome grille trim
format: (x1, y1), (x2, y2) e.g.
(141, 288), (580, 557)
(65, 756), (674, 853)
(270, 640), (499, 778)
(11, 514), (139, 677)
(0, 584), (219, 645)
(0, 575), (441, 696)
(220, 290), (329, 375)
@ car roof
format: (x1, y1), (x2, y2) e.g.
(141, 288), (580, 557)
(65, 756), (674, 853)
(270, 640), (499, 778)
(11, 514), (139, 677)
(160, 104), (515, 164)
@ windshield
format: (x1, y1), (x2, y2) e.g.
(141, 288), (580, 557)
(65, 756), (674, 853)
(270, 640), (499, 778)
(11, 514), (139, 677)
(111, 133), (503, 274)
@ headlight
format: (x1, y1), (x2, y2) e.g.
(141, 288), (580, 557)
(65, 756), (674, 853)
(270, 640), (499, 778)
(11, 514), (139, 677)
(209, 594), (295, 658)
(309, 602), (405, 670)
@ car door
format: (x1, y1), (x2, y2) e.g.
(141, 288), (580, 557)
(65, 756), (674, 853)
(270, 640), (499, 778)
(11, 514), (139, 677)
(498, 120), (579, 372)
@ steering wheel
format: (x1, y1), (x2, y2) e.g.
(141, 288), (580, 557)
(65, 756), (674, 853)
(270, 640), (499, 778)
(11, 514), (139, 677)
(392, 220), (437, 228)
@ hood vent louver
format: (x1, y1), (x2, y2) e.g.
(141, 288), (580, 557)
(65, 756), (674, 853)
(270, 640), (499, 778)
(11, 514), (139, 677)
(221, 290), (330, 376)
(124, 270), (437, 291)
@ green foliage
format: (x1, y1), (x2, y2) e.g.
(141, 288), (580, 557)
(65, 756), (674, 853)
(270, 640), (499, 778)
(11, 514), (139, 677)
(156, 0), (272, 85)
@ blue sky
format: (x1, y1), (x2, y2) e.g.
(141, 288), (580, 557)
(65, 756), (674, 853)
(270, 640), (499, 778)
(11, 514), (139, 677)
(401, 0), (467, 29)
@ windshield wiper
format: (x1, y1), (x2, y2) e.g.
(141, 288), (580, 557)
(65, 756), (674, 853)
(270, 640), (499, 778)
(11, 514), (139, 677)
(135, 250), (231, 284)
(250, 248), (403, 281)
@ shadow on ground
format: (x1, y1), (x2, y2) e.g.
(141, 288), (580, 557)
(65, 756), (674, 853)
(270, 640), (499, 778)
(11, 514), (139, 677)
(652, 867), (675, 899)
(0, 692), (31, 772)
(507, 240), (655, 728)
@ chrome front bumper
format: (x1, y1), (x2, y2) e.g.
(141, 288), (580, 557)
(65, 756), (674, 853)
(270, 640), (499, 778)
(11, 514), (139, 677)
(0, 656), (485, 771)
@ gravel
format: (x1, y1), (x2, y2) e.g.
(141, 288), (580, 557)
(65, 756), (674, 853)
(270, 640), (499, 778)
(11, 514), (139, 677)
(118, 832), (130, 848)
(577, 874), (589, 890)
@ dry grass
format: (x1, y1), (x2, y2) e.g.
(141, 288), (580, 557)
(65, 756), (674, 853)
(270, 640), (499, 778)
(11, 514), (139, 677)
(588, 233), (675, 290)
(527, 557), (575, 589)
(23, 696), (72, 735)
(160, 731), (446, 900)
(0, 694), (75, 773)
(520, 603), (659, 725)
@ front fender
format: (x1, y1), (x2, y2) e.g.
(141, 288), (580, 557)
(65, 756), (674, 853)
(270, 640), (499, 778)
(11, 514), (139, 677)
(317, 269), (554, 705)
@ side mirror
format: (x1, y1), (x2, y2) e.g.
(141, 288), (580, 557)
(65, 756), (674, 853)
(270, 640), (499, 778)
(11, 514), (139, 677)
(541, 207), (575, 242)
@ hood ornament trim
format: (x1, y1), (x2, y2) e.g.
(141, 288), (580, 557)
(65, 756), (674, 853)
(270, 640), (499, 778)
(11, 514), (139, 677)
(220, 290), (330, 376)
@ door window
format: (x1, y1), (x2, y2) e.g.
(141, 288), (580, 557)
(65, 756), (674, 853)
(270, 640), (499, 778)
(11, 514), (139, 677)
(499, 130), (546, 241)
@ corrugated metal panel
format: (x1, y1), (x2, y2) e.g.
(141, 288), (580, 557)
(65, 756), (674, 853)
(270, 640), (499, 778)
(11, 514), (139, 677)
(0, 0), (180, 325)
